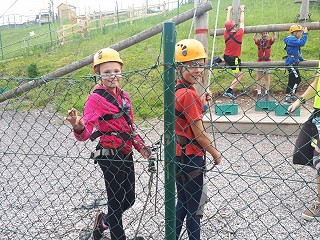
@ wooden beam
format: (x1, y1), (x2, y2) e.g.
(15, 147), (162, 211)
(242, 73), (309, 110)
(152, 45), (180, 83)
(210, 21), (320, 36)
(0, 2), (213, 103)
(295, 0), (317, 3)
(212, 60), (319, 68)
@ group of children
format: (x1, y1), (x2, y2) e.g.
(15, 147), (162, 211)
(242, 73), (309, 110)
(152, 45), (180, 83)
(65, 43), (221, 240)
(63, 14), (315, 240)
(222, 5), (309, 103)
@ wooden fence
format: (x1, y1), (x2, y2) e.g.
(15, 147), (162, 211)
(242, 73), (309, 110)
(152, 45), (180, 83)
(56, 2), (167, 45)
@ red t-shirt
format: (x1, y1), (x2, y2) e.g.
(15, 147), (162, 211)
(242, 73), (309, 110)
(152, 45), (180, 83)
(175, 81), (204, 156)
(255, 38), (275, 61)
(224, 28), (244, 57)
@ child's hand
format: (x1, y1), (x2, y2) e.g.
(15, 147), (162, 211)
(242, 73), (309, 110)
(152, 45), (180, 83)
(302, 27), (308, 33)
(202, 90), (212, 105)
(140, 145), (152, 159)
(65, 108), (85, 132)
(213, 152), (222, 165)
(287, 100), (300, 113)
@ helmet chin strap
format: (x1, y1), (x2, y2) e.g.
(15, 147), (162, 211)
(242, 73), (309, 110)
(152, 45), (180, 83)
(177, 69), (190, 86)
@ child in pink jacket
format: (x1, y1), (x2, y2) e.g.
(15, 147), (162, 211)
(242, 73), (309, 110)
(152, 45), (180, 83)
(65, 48), (150, 240)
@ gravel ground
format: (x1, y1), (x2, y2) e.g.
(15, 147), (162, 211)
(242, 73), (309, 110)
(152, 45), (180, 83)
(0, 107), (320, 240)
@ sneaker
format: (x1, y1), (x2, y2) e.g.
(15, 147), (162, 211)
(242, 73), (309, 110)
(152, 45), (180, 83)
(290, 95), (297, 102)
(256, 93), (263, 101)
(284, 94), (293, 103)
(222, 92), (236, 100)
(93, 212), (109, 240)
(264, 91), (270, 101)
(301, 201), (320, 221)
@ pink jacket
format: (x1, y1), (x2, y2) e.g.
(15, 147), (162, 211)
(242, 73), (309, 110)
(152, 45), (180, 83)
(74, 85), (144, 154)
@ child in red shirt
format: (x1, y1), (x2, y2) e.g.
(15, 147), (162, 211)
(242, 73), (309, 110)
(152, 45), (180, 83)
(223, 5), (245, 99)
(254, 32), (276, 100)
(175, 38), (221, 240)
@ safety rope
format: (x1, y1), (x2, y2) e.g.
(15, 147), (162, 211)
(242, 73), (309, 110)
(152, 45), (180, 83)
(188, 1), (198, 39)
(134, 140), (161, 238)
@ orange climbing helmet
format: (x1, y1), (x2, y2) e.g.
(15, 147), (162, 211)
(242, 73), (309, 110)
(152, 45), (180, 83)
(93, 48), (123, 74)
(175, 39), (208, 63)
(289, 24), (303, 33)
(225, 20), (236, 32)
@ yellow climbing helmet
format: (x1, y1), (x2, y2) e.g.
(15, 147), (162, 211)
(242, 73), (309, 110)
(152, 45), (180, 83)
(289, 24), (303, 33)
(175, 39), (208, 63)
(93, 48), (123, 74)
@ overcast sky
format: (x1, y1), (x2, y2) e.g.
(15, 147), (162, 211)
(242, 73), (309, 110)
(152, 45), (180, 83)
(2, 0), (164, 17)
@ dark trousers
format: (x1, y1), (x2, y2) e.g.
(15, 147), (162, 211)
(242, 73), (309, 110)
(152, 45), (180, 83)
(98, 153), (135, 240)
(175, 155), (204, 240)
(286, 66), (301, 94)
(293, 116), (317, 166)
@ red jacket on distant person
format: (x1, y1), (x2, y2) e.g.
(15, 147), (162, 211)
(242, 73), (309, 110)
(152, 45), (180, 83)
(255, 38), (275, 61)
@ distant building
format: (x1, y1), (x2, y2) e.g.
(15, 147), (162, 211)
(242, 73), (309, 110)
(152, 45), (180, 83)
(37, 9), (53, 24)
(57, 3), (77, 23)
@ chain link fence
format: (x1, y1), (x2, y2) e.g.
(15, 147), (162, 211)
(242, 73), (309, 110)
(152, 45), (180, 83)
(1, 63), (320, 239)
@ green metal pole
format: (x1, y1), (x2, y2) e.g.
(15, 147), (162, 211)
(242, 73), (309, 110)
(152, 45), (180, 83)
(0, 31), (4, 60)
(116, 1), (120, 28)
(177, 0), (180, 16)
(163, 21), (176, 240)
(48, 21), (53, 46)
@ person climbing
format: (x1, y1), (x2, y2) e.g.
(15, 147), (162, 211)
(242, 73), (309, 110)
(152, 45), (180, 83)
(283, 24), (308, 103)
(222, 5), (245, 100)
(254, 32), (276, 101)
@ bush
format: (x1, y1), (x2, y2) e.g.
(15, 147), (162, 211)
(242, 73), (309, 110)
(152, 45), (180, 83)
(27, 63), (40, 78)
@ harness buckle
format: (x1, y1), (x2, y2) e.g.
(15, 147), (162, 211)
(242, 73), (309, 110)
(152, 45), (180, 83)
(90, 148), (117, 159)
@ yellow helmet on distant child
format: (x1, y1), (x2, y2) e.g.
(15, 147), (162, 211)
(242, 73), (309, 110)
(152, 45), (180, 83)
(93, 48), (123, 74)
(175, 39), (208, 63)
(289, 24), (302, 33)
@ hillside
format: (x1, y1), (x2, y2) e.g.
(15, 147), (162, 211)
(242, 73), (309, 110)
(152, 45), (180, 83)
(0, 0), (319, 78)
(0, 0), (319, 118)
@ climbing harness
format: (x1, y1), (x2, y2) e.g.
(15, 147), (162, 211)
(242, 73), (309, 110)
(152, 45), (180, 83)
(89, 88), (136, 160)
(175, 83), (206, 181)
(225, 32), (242, 45)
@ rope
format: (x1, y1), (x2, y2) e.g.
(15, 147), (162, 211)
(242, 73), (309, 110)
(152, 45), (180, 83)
(188, 1), (198, 39)
(134, 140), (161, 238)
(207, 0), (221, 150)
(209, 0), (221, 79)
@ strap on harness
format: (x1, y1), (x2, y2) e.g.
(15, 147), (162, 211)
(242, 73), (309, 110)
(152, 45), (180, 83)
(176, 135), (200, 147)
(258, 56), (270, 61)
(225, 32), (242, 45)
(176, 168), (203, 181)
(90, 89), (135, 142)
(93, 89), (132, 126)
(90, 131), (132, 141)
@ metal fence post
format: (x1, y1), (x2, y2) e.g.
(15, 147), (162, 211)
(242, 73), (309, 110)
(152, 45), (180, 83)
(163, 21), (176, 240)
(0, 31), (3, 60)
(48, 22), (53, 46)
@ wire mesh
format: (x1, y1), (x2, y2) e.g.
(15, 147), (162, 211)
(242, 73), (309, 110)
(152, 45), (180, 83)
(0, 64), (320, 239)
